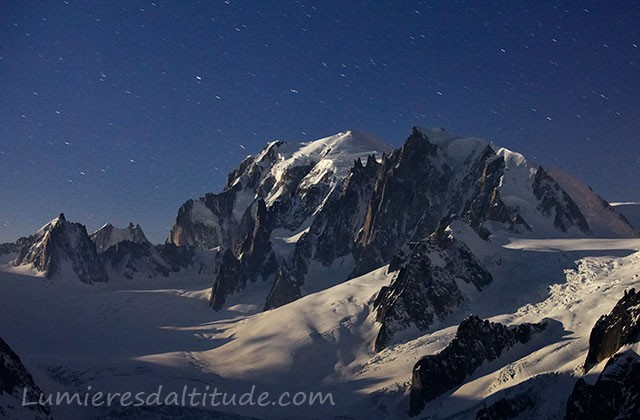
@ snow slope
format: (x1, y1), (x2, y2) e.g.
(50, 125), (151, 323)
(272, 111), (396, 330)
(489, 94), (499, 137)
(3, 229), (640, 419)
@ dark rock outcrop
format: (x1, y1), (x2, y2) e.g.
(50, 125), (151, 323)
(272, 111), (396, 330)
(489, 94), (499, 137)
(583, 288), (640, 372)
(0, 336), (53, 419)
(209, 248), (248, 310)
(13, 214), (109, 284)
(409, 316), (547, 416)
(264, 261), (301, 310)
(374, 226), (493, 351)
(566, 350), (640, 420)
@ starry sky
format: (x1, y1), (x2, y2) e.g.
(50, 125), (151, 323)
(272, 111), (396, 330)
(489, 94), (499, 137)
(1, 1), (639, 244)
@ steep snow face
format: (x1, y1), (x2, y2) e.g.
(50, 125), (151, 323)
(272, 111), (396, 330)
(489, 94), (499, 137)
(547, 169), (637, 238)
(264, 130), (392, 207)
(91, 222), (151, 252)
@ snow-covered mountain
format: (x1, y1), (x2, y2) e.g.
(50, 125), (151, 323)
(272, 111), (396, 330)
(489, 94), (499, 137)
(169, 128), (636, 312)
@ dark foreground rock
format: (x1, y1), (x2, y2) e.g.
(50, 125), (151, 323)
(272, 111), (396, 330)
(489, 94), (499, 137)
(409, 316), (547, 417)
(0, 336), (53, 419)
(565, 350), (640, 420)
(583, 288), (640, 372)
(264, 261), (301, 310)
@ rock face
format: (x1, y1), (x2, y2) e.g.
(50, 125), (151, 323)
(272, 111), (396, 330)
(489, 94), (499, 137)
(169, 191), (239, 250)
(209, 248), (248, 310)
(13, 214), (109, 284)
(532, 167), (591, 234)
(168, 141), (287, 250)
(100, 240), (172, 280)
(293, 154), (382, 276)
(209, 200), (277, 310)
(583, 288), (640, 372)
(565, 350), (640, 420)
(409, 316), (547, 417)
(547, 168), (638, 237)
(264, 261), (301, 310)
(353, 128), (454, 275)
(0, 336), (53, 420)
(373, 224), (493, 351)
(91, 222), (150, 253)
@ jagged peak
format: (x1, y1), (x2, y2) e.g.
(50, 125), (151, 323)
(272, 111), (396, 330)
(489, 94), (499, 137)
(34, 213), (68, 236)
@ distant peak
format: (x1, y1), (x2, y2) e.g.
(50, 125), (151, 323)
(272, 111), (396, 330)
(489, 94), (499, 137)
(58, 213), (66, 222)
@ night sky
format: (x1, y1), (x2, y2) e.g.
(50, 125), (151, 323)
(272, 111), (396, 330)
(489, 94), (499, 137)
(1, 1), (639, 244)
